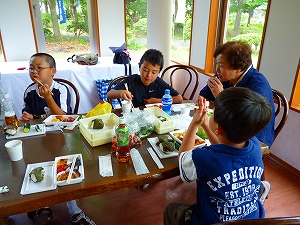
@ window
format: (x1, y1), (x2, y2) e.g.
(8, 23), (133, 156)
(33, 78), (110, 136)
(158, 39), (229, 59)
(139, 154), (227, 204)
(221, 0), (269, 68)
(33, 0), (92, 59)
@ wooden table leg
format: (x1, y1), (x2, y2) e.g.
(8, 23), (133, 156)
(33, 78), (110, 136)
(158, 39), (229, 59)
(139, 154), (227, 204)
(0, 217), (9, 225)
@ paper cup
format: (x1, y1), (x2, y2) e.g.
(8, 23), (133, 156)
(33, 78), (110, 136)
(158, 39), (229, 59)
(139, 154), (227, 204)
(181, 105), (190, 116)
(5, 140), (23, 161)
(122, 100), (132, 113)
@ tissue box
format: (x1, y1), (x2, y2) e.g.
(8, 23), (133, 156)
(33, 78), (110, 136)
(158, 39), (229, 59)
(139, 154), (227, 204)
(144, 107), (174, 134)
(79, 113), (119, 147)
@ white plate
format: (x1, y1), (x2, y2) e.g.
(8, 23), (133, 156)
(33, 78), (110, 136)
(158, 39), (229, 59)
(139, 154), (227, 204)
(43, 115), (79, 127)
(169, 129), (207, 148)
(20, 161), (57, 195)
(145, 103), (162, 108)
(6, 124), (46, 139)
(54, 154), (84, 186)
(148, 137), (178, 159)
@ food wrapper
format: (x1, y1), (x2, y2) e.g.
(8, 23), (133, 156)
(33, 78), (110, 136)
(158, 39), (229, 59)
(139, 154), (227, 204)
(123, 110), (155, 139)
(85, 101), (112, 118)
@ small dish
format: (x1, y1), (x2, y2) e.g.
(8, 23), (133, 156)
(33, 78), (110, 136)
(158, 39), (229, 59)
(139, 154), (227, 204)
(20, 161), (57, 195)
(43, 115), (79, 127)
(169, 129), (207, 148)
(54, 154), (84, 186)
(148, 137), (178, 159)
(6, 124), (46, 139)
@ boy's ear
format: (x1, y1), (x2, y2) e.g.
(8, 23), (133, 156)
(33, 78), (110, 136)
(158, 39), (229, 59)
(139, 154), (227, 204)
(216, 124), (224, 134)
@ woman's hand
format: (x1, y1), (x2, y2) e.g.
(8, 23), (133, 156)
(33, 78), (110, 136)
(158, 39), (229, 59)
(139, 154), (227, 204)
(20, 111), (33, 122)
(207, 77), (223, 97)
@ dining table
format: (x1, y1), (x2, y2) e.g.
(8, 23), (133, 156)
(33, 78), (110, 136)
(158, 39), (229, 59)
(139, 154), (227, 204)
(0, 112), (180, 225)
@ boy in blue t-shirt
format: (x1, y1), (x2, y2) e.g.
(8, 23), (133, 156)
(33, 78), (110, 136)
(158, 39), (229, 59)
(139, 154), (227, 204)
(164, 87), (272, 225)
(20, 53), (95, 225)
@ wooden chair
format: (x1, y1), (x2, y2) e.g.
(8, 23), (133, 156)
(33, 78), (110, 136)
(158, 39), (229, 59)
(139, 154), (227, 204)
(24, 78), (80, 114)
(53, 78), (80, 114)
(161, 65), (199, 100)
(213, 216), (300, 225)
(272, 88), (289, 141)
(106, 75), (129, 108)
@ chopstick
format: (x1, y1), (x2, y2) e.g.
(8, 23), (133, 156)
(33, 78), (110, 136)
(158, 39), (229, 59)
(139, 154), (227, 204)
(66, 156), (77, 184)
(185, 103), (199, 109)
(124, 83), (136, 112)
(34, 78), (54, 96)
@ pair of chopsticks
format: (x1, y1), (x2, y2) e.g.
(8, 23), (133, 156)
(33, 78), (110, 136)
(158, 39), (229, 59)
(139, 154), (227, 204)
(185, 103), (199, 109)
(124, 83), (136, 112)
(34, 78), (54, 96)
(66, 156), (77, 184)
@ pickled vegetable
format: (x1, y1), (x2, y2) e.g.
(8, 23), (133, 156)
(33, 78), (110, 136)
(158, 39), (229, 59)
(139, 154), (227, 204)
(24, 122), (31, 133)
(35, 124), (42, 132)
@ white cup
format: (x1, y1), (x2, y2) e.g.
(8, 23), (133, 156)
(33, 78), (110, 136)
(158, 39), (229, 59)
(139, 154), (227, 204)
(181, 105), (190, 116)
(5, 140), (23, 161)
(122, 100), (132, 113)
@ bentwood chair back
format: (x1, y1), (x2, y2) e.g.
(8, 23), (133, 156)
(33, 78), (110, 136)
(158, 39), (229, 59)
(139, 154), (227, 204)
(107, 75), (129, 108)
(24, 78), (80, 114)
(213, 216), (300, 225)
(161, 65), (199, 100)
(54, 78), (80, 114)
(272, 88), (289, 141)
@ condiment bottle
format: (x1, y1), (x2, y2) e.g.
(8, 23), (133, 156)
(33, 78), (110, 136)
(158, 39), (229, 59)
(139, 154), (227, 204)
(115, 117), (130, 162)
(1, 93), (18, 127)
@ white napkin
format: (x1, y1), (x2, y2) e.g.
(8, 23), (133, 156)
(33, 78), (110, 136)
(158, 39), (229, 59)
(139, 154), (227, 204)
(99, 154), (113, 177)
(130, 148), (149, 175)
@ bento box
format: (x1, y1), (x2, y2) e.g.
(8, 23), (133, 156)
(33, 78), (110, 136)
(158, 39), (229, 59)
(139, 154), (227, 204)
(144, 107), (174, 134)
(79, 113), (119, 147)
(54, 154), (84, 186)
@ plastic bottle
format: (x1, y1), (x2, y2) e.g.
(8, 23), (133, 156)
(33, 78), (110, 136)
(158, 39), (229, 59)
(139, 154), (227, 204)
(1, 93), (19, 127)
(162, 89), (173, 116)
(115, 117), (130, 162)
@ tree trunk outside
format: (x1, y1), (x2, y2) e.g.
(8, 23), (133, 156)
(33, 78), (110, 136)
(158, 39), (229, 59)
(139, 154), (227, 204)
(47, 0), (61, 37)
(233, 0), (244, 35)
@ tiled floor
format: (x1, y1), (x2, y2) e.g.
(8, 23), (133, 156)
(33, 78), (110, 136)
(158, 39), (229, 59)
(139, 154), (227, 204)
(7, 155), (300, 225)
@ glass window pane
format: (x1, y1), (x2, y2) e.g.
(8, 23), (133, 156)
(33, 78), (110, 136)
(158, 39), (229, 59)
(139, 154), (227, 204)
(125, 0), (148, 58)
(171, 0), (192, 64)
(223, 0), (269, 68)
(39, 0), (90, 59)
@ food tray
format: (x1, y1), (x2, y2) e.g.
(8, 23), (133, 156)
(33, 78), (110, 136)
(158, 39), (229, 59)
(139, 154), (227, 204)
(43, 115), (79, 127)
(169, 129), (207, 148)
(143, 107), (174, 134)
(20, 161), (57, 195)
(54, 154), (84, 186)
(147, 137), (178, 159)
(6, 124), (46, 139)
(79, 113), (119, 147)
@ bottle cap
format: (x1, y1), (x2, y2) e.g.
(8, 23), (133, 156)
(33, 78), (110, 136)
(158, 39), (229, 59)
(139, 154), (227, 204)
(3, 93), (9, 99)
(119, 117), (126, 124)
(165, 89), (170, 94)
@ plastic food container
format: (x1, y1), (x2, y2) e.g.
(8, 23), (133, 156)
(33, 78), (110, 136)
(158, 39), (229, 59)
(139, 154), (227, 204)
(144, 107), (174, 134)
(79, 113), (119, 147)
(54, 154), (84, 186)
(43, 115), (79, 127)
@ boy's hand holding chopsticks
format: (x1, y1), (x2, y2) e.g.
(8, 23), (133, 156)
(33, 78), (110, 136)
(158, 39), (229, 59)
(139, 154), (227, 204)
(34, 78), (54, 96)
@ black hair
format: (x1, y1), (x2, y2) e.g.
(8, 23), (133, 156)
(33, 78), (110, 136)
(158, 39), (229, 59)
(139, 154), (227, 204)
(214, 41), (252, 72)
(214, 87), (272, 143)
(30, 53), (56, 68)
(139, 49), (164, 71)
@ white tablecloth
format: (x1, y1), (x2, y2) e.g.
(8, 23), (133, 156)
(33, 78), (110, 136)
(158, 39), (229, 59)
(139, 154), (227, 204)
(0, 57), (139, 118)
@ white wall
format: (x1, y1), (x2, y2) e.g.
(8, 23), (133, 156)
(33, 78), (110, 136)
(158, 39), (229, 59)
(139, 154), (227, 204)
(0, 0), (36, 61)
(259, 0), (300, 100)
(259, 0), (300, 170)
(98, 0), (126, 56)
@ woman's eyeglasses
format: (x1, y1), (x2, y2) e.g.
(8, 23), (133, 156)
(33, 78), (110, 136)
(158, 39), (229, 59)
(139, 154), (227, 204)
(28, 66), (51, 72)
